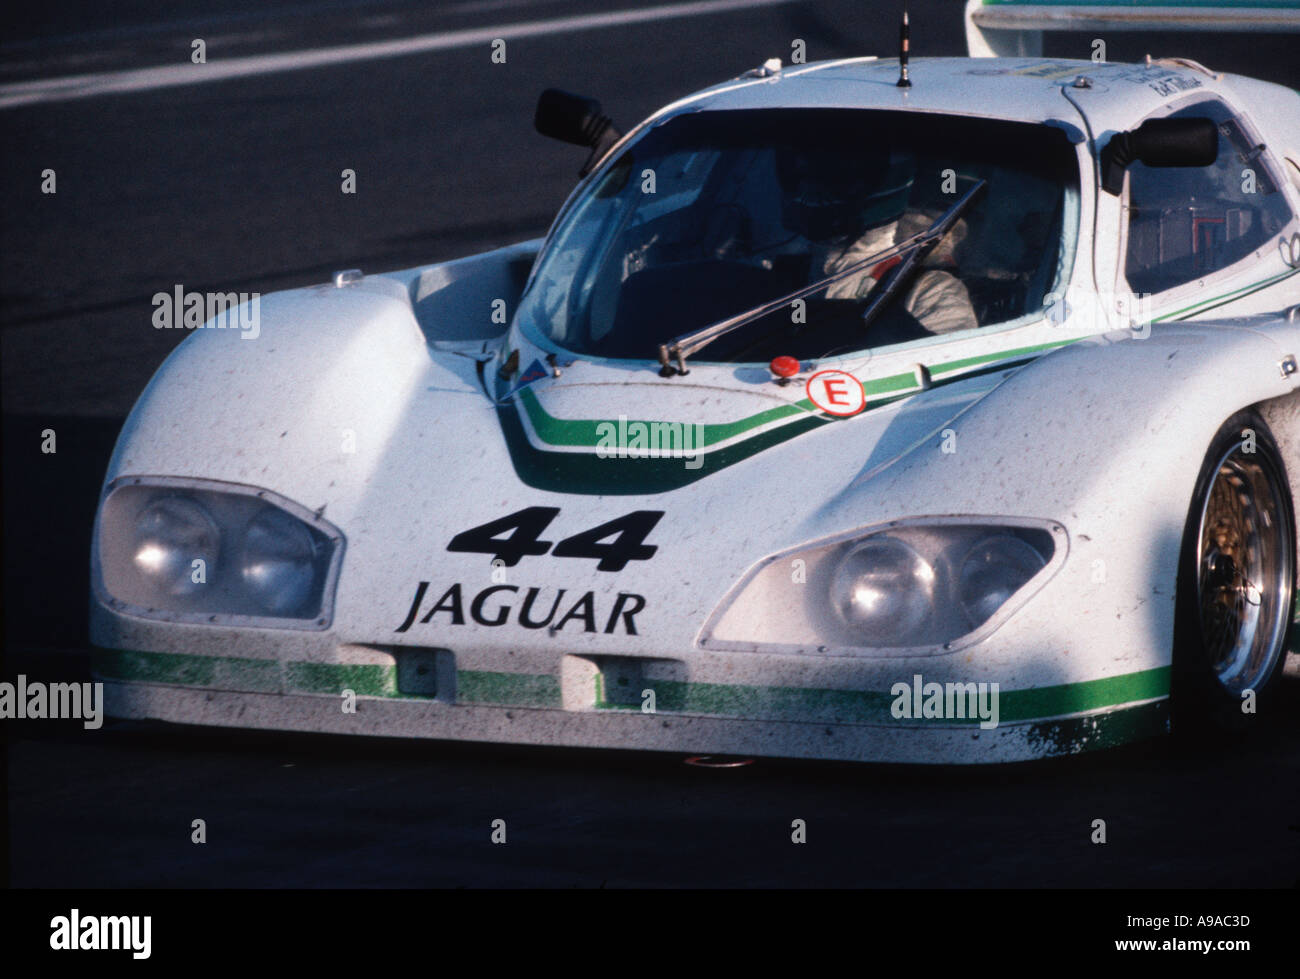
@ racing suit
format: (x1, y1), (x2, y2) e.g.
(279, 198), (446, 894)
(812, 215), (977, 335)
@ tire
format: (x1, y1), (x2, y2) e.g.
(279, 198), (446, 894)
(1172, 410), (1296, 735)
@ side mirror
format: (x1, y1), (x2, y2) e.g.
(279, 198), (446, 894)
(534, 89), (623, 177)
(1101, 116), (1218, 195)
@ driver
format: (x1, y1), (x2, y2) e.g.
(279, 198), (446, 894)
(778, 148), (977, 336)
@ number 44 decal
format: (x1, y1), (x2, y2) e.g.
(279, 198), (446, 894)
(447, 508), (664, 572)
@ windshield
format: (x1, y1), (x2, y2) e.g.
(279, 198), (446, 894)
(517, 108), (1078, 363)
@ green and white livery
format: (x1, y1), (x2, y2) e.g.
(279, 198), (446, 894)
(90, 11), (1300, 762)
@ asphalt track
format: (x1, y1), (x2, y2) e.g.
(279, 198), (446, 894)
(2, 0), (1299, 887)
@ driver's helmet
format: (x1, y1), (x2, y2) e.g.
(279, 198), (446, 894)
(777, 146), (916, 242)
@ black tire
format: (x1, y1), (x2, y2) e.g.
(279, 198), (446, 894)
(1172, 410), (1296, 735)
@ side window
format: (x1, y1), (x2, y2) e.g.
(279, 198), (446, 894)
(1124, 102), (1293, 296)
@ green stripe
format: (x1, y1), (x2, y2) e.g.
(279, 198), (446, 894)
(1153, 269), (1300, 322)
(93, 649), (279, 693)
(927, 340), (1071, 377)
(518, 386), (807, 448)
(285, 661), (398, 698)
(597, 666), (1168, 724)
(93, 649), (1167, 721)
(515, 270), (1293, 458)
(498, 394), (831, 495)
(500, 341), (1079, 494)
(517, 340), (1073, 451)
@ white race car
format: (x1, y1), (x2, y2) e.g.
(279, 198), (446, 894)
(91, 3), (1300, 762)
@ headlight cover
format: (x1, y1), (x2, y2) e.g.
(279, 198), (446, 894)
(700, 518), (1066, 656)
(94, 477), (345, 629)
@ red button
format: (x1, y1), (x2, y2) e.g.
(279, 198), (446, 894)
(770, 355), (800, 378)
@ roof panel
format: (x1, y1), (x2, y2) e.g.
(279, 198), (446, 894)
(683, 56), (1236, 133)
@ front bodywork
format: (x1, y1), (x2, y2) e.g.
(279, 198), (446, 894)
(90, 57), (1300, 763)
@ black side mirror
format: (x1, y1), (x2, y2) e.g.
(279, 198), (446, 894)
(1101, 116), (1218, 195)
(535, 89), (623, 177)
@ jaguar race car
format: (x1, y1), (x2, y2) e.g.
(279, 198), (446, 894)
(90, 4), (1300, 763)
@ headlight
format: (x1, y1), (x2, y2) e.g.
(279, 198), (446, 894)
(132, 497), (221, 598)
(95, 478), (343, 629)
(957, 534), (1045, 629)
(241, 508), (319, 615)
(830, 537), (935, 644)
(701, 519), (1064, 655)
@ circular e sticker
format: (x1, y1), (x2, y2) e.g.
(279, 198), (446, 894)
(806, 369), (866, 416)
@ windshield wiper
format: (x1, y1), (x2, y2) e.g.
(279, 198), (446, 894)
(858, 179), (986, 334)
(655, 179), (987, 376)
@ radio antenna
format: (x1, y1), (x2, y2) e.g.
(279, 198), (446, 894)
(897, 3), (912, 88)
